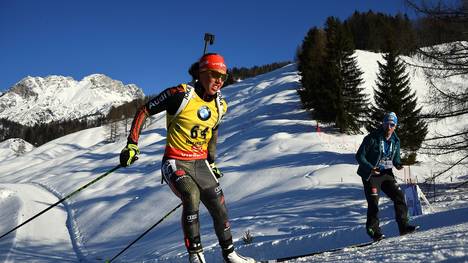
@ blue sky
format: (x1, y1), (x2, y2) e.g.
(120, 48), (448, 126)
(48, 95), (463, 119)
(0, 0), (412, 95)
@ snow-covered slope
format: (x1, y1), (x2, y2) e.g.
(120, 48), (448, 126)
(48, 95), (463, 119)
(0, 74), (144, 126)
(0, 51), (466, 262)
(0, 138), (34, 161)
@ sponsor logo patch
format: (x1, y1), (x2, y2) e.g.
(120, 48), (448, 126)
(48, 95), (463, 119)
(186, 214), (198, 223)
(224, 221), (231, 231)
(148, 92), (168, 109)
(197, 106), (211, 121)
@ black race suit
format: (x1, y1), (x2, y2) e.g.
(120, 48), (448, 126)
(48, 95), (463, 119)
(127, 82), (233, 254)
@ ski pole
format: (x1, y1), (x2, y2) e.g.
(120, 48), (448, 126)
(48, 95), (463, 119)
(106, 202), (183, 263)
(0, 164), (121, 240)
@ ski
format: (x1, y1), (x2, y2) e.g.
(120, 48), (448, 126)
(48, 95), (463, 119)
(258, 226), (420, 262)
(258, 239), (381, 262)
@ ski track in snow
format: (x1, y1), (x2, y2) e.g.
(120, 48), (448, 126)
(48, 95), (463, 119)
(31, 182), (89, 262)
(0, 188), (20, 263)
(0, 184), (78, 263)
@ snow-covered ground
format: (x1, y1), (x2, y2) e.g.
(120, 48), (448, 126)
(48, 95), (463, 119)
(0, 138), (34, 161)
(0, 50), (466, 262)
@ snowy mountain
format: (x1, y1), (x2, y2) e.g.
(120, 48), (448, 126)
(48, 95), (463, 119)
(0, 74), (144, 126)
(0, 138), (34, 161)
(0, 51), (466, 262)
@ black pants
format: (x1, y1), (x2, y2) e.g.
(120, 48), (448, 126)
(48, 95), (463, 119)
(362, 172), (408, 234)
(161, 158), (233, 254)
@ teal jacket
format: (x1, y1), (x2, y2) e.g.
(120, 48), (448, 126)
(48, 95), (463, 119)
(355, 128), (402, 180)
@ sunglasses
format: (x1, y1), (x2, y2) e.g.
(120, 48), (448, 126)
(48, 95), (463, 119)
(207, 70), (228, 81)
(385, 123), (396, 128)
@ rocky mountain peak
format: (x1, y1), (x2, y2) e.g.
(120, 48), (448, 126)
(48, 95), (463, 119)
(0, 74), (145, 126)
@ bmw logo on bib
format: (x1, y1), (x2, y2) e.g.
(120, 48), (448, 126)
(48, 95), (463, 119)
(197, 106), (211, 121)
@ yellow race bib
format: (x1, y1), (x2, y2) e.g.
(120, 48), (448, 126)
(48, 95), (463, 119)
(165, 86), (226, 160)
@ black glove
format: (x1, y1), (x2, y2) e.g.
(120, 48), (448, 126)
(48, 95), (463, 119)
(120, 143), (140, 167)
(210, 162), (223, 178)
(370, 167), (380, 175)
(366, 167), (380, 181)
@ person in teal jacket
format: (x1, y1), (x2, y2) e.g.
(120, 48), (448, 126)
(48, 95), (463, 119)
(356, 112), (417, 241)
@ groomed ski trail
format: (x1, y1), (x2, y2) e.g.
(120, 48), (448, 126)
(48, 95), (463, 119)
(33, 182), (90, 262)
(0, 184), (78, 262)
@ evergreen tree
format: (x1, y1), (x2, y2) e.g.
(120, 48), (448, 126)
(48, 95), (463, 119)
(15, 140), (26, 156)
(344, 10), (417, 55)
(367, 46), (428, 163)
(324, 17), (368, 133)
(297, 27), (327, 111)
(224, 61), (290, 87)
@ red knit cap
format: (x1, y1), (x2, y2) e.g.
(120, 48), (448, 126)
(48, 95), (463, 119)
(199, 53), (227, 73)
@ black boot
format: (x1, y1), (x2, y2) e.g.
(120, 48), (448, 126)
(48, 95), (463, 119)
(366, 227), (385, 241)
(399, 224), (418, 235)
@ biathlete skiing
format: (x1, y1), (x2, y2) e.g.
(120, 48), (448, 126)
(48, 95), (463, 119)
(120, 53), (256, 263)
